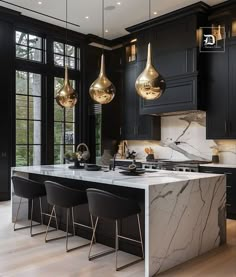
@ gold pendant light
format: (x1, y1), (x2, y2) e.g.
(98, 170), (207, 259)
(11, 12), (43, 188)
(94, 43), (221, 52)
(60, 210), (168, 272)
(135, 0), (166, 100)
(89, 0), (116, 104)
(135, 43), (166, 100)
(55, 0), (78, 108)
(89, 54), (115, 104)
(56, 66), (78, 108)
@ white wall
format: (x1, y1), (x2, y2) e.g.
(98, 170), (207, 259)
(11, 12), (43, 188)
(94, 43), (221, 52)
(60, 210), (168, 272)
(126, 111), (236, 164)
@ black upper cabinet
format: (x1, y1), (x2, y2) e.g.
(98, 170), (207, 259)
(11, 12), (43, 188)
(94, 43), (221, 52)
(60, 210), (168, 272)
(127, 5), (209, 115)
(206, 41), (236, 139)
(122, 63), (161, 140)
(206, 45), (228, 139)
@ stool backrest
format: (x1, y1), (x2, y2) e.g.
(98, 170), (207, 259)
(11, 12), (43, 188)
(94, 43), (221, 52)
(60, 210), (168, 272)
(86, 188), (140, 220)
(44, 181), (87, 208)
(12, 176), (46, 199)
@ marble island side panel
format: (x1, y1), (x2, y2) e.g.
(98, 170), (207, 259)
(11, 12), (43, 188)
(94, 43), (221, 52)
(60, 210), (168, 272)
(148, 175), (226, 276)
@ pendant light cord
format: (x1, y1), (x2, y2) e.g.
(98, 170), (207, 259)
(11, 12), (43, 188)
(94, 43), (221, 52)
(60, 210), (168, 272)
(66, 0), (68, 45)
(149, 0), (151, 20)
(102, 0), (104, 54)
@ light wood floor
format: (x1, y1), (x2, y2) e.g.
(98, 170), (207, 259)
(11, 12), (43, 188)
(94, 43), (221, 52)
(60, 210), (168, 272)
(0, 201), (144, 277)
(1, 201), (236, 277)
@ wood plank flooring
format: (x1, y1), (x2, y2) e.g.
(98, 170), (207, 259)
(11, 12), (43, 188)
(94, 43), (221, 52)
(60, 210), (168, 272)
(0, 201), (144, 277)
(1, 201), (236, 276)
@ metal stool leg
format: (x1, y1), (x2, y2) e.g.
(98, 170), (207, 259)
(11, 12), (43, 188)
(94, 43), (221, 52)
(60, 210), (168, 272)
(88, 217), (115, 261)
(115, 220), (119, 270)
(66, 207), (91, 252)
(137, 214), (144, 259)
(45, 205), (68, 243)
(115, 214), (144, 271)
(14, 197), (41, 233)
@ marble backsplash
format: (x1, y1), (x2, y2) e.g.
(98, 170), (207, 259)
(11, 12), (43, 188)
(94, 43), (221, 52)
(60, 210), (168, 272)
(126, 111), (236, 164)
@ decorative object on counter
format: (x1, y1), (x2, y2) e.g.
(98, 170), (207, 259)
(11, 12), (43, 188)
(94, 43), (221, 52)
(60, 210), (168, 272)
(55, 0), (78, 108)
(145, 147), (155, 161)
(65, 143), (90, 169)
(99, 149), (113, 166)
(116, 140), (128, 159)
(84, 164), (102, 171)
(126, 149), (136, 159)
(89, 0), (116, 105)
(135, 0), (166, 100)
(119, 159), (145, 175)
(212, 146), (220, 164)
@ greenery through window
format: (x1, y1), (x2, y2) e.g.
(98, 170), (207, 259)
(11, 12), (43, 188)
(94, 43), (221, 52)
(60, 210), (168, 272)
(16, 71), (42, 166)
(54, 77), (75, 164)
(15, 31), (45, 62)
(53, 41), (80, 70)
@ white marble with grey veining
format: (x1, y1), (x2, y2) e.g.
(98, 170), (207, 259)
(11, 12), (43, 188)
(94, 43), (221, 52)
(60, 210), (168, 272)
(126, 111), (236, 165)
(11, 164), (226, 277)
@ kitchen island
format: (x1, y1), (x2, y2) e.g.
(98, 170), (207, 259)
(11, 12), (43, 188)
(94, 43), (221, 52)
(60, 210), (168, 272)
(11, 165), (226, 276)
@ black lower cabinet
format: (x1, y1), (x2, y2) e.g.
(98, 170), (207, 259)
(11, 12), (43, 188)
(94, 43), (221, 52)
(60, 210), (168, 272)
(200, 166), (236, 219)
(122, 63), (161, 140)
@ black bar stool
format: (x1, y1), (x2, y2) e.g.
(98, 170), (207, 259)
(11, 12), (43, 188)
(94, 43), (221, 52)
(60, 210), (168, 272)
(86, 188), (144, 271)
(44, 181), (95, 252)
(12, 176), (58, 237)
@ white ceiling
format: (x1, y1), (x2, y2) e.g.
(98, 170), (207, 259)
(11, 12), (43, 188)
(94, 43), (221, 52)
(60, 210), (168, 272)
(0, 0), (226, 39)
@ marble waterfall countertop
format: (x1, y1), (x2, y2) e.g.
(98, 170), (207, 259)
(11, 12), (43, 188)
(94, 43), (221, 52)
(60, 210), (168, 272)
(12, 164), (222, 189)
(12, 164), (226, 277)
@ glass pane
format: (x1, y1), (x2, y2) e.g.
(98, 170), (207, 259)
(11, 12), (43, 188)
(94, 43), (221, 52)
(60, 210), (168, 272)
(16, 145), (28, 166)
(65, 56), (75, 69)
(29, 121), (41, 144)
(29, 145), (41, 165)
(29, 96), (41, 120)
(77, 47), (80, 59)
(65, 108), (74, 122)
(54, 77), (64, 93)
(29, 73), (41, 96)
(16, 120), (27, 144)
(65, 145), (74, 154)
(54, 54), (64, 67)
(29, 35), (42, 49)
(16, 71), (28, 95)
(54, 99), (64, 121)
(54, 145), (64, 164)
(16, 45), (28, 59)
(16, 31), (27, 45)
(65, 122), (74, 145)
(16, 95), (27, 119)
(29, 48), (42, 62)
(66, 44), (75, 57)
(54, 41), (64, 55)
(54, 122), (64, 144)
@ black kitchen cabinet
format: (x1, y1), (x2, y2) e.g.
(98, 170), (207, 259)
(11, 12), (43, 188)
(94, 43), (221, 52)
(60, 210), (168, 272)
(206, 41), (236, 139)
(127, 8), (208, 115)
(200, 166), (236, 219)
(122, 63), (161, 140)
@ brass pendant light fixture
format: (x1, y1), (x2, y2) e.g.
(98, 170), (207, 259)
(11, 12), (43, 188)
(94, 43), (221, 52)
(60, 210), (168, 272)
(89, 0), (116, 104)
(56, 0), (78, 108)
(135, 0), (166, 100)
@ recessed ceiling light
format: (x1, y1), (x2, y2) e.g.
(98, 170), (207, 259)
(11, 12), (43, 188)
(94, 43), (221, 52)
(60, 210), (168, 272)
(85, 16), (89, 19)
(117, 2), (121, 5)
(38, 1), (42, 5)
(105, 29), (109, 33)
(153, 11), (157, 15)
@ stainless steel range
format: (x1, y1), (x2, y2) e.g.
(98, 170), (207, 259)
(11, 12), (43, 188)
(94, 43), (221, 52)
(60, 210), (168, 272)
(142, 160), (211, 172)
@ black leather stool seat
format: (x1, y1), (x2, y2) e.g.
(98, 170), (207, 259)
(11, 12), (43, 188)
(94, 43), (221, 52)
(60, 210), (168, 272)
(12, 176), (46, 199)
(86, 188), (141, 220)
(44, 181), (93, 252)
(11, 176), (56, 237)
(44, 181), (87, 208)
(86, 188), (144, 271)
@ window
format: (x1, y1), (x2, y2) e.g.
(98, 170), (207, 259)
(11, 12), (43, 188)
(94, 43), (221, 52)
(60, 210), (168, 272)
(15, 31), (45, 62)
(53, 41), (80, 70)
(54, 77), (75, 164)
(15, 71), (42, 166)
